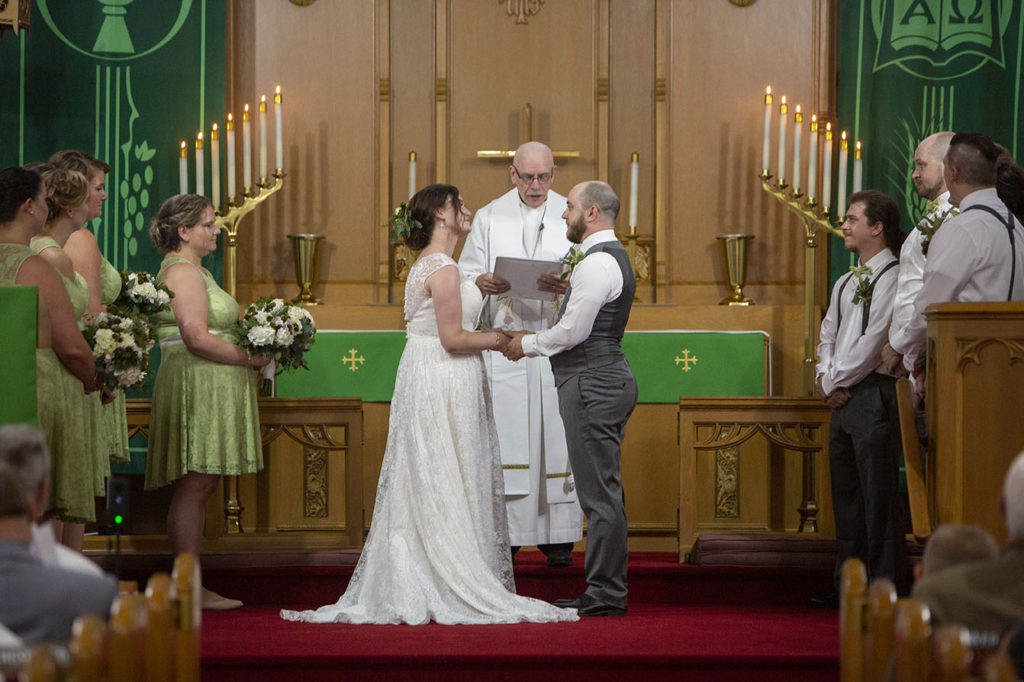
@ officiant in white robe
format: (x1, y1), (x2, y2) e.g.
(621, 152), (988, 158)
(459, 142), (583, 564)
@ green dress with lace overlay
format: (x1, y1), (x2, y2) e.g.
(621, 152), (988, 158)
(145, 256), (262, 490)
(26, 238), (105, 522)
(99, 256), (130, 463)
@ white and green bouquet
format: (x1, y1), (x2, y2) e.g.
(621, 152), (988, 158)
(112, 270), (174, 315)
(82, 310), (156, 391)
(235, 297), (317, 394)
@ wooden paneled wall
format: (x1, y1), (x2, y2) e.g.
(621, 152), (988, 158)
(229, 0), (835, 308)
(220, 0), (837, 552)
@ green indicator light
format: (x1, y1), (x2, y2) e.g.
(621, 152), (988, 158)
(114, 515), (123, 525)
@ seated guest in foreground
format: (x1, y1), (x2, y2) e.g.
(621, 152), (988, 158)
(915, 523), (999, 581)
(0, 425), (117, 645)
(814, 190), (906, 606)
(147, 194), (270, 611)
(912, 450), (1024, 632)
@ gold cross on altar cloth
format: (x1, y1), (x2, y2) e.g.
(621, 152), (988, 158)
(342, 349), (366, 372)
(476, 103), (580, 160)
(674, 350), (699, 372)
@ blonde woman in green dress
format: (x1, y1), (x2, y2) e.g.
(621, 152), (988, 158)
(0, 167), (100, 541)
(147, 194), (269, 610)
(31, 167), (110, 550)
(55, 150), (130, 466)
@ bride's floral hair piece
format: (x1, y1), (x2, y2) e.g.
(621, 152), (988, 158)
(388, 202), (422, 245)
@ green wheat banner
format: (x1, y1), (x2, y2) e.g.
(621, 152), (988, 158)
(831, 0), (1024, 284)
(0, 0), (226, 282)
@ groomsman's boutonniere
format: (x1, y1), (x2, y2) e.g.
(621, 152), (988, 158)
(559, 246), (587, 280)
(918, 207), (959, 257)
(849, 264), (874, 305)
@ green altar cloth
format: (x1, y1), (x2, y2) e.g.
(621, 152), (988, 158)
(0, 286), (38, 426)
(277, 330), (769, 403)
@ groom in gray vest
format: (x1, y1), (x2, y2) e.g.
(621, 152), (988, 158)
(502, 181), (638, 616)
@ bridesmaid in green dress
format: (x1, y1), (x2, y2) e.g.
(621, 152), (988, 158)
(0, 167), (100, 534)
(31, 167), (109, 550)
(54, 150), (130, 467)
(147, 194), (269, 610)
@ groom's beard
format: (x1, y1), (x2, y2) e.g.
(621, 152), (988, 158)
(567, 215), (586, 244)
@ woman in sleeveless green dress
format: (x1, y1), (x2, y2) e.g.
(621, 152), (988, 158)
(61, 153), (130, 465)
(0, 167), (100, 534)
(147, 194), (268, 610)
(32, 168), (109, 544)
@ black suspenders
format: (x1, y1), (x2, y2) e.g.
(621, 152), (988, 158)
(835, 260), (899, 335)
(963, 204), (1017, 301)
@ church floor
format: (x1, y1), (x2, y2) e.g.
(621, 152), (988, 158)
(196, 551), (839, 681)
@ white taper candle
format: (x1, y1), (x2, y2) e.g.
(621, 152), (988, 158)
(178, 141), (188, 195)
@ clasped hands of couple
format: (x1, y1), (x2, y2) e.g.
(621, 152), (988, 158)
(477, 271), (569, 363)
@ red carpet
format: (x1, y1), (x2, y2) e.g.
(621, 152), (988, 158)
(198, 552), (839, 681)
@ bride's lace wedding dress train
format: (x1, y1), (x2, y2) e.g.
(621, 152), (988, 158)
(281, 253), (577, 625)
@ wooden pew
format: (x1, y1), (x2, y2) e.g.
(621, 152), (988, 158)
(931, 624), (971, 682)
(864, 578), (898, 681)
(893, 597), (931, 681)
(896, 378), (931, 541)
(146, 573), (173, 682)
(840, 557), (867, 682)
(55, 553), (201, 682)
(69, 615), (107, 682)
(172, 552), (201, 682)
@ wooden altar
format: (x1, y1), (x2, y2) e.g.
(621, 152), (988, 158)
(84, 397), (364, 554)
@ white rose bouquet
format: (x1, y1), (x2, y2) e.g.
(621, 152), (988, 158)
(112, 270), (174, 315)
(82, 311), (155, 391)
(235, 296), (317, 394)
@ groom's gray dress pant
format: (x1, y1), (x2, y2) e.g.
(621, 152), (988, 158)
(556, 360), (637, 608)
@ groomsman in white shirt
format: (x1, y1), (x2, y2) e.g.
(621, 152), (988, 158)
(815, 190), (907, 605)
(882, 131), (955, 377)
(903, 133), (1024, 389)
(459, 142), (583, 567)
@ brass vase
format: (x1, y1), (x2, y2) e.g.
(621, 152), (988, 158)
(287, 233), (325, 305)
(716, 234), (754, 306)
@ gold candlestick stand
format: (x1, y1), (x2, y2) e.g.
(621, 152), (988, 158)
(759, 170), (841, 396)
(214, 169), (285, 534)
(760, 171), (841, 533)
(619, 226), (656, 302)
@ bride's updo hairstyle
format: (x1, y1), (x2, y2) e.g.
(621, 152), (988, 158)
(405, 183), (459, 251)
(0, 167), (43, 224)
(149, 193), (213, 253)
(40, 167), (88, 222)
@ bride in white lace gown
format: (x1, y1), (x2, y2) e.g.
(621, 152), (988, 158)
(281, 185), (577, 625)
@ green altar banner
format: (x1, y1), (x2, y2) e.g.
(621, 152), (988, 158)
(0, 287), (38, 426)
(831, 0), (1024, 284)
(276, 331), (769, 404)
(0, 0), (226, 284)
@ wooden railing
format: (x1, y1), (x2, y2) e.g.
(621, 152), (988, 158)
(103, 397), (365, 552)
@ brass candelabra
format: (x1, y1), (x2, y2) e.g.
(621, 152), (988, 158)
(215, 170), (286, 300)
(213, 169), (285, 534)
(758, 170), (842, 397)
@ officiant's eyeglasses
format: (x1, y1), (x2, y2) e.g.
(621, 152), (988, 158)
(512, 167), (553, 185)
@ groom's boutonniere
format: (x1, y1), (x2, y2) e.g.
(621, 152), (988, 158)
(918, 207), (959, 257)
(559, 246), (587, 280)
(849, 264), (874, 305)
